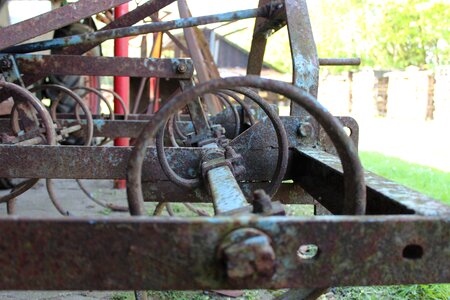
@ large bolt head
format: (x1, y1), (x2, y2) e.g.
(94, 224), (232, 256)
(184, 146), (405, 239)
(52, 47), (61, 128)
(176, 63), (187, 74)
(218, 228), (276, 285)
(0, 58), (11, 69)
(298, 122), (314, 138)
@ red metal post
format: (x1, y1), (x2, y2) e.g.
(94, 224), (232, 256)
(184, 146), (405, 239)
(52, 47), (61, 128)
(114, 3), (129, 189)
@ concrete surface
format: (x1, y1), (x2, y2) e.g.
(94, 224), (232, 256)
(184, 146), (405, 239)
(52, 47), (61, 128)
(0, 179), (132, 300)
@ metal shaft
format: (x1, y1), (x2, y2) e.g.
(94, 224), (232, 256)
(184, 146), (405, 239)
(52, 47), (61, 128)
(2, 6), (272, 54)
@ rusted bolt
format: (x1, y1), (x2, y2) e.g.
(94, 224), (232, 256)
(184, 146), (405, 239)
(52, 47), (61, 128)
(298, 122), (314, 138)
(252, 189), (272, 214)
(0, 57), (11, 69)
(218, 228), (276, 284)
(176, 63), (187, 74)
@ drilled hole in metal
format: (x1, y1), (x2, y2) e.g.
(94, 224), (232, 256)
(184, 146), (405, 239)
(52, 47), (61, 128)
(297, 244), (319, 260)
(403, 244), (423, 260)
(343, 126), (352, 136)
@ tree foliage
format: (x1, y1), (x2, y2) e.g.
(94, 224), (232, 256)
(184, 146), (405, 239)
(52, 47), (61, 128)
(312, 0), (450, 70)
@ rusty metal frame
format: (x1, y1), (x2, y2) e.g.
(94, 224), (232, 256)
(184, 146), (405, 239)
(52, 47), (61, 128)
(0, 216), (447, 290)
(15, 55), (193, 79)
(0, 0), (448, 294)
(0, 0), (130, 50)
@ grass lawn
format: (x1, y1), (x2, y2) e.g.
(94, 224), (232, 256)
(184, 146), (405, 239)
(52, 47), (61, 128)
(360, 151), (450, 205)
(335, 151), (450, 299)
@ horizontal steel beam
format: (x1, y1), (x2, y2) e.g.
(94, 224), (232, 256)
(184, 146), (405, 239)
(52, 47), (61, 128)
(0, 145), (286, 181)
(2, 6), (272, 54)
(17, 0), (176, 86)
(15, 55), (193, 78)
(294, 147), (450, 217)
(319, 58), (361, 66)
(0, 145), (199, 180)
(0, 0), (129, 50)
(0, 215), (447, 290)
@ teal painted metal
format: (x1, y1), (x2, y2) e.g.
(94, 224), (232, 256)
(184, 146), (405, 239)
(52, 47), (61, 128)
(2, 6), (273, 54)
(207, 165), (249, 214)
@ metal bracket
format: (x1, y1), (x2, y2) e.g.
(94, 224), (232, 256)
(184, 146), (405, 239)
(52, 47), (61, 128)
(0, 54), (24, 86)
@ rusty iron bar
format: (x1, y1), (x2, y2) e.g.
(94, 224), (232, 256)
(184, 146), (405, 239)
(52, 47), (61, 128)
(17, 0), (176, 86)
(178, 80), (211, 137)
(0, 0), (129, 50)
(15, 55), (194, 79)
(294, 148), (450, 217)
(247, 0), (284, 76)
(285, 0), (319, 119)
(0, 144), (283, 181)
(1, 144), (447, 218)
(0, 216), (447, 290)
(178, 0), (223, 114)
(0, 145), (203, 180)
(319, 58), (361, 66)
(2, 6), (274, 54)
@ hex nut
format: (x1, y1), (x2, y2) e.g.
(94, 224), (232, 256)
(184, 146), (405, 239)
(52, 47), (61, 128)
(176, 63), (187, 74)
(298, 122), (314, 138)
(218, 228), (276, 284)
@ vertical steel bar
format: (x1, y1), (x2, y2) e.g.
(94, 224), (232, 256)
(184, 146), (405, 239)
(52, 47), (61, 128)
(114, 3), (130, 189)
(179, 80), (211, 136)
(177, 0), (222, 114)
(246, 0), (271, 76)
(285, 0), (319, 116)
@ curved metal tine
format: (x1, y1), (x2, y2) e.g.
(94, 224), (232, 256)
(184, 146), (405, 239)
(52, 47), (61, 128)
(126, 76), (365, 216)
(76, 179), (128, 212)
(0, 82), (56, 205)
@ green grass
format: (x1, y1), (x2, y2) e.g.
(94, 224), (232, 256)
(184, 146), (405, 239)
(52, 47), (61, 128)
(334, 284), (450, 300)
(359, 151), (450, 205)
(335, 151), (450, 299)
